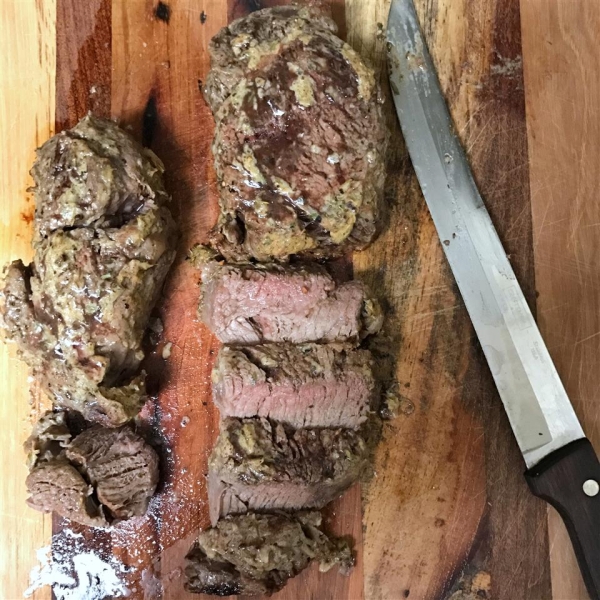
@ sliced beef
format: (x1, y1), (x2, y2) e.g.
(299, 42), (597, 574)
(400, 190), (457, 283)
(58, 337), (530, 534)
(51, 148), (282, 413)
(24, 411), (159, 526)
(207, 417), (368, 525)
(201, 262), (379, 345)
(185, 511), (354, 596)
(213, 343), (374, 428)
(205, 6), (387, 261)
(0, 114), (177, 426)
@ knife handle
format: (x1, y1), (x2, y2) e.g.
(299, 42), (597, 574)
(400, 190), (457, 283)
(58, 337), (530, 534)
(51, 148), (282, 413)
(525, 438), (600, 600)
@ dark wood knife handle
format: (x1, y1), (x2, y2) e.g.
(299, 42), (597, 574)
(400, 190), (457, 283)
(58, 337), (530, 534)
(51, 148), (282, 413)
(525, 438), (600, 600)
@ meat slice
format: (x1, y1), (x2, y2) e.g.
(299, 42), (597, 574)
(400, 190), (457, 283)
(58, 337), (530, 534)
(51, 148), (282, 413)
(207, 418), (368, 525)
(0, 114), (177, 426)
(185, 511), (354, 596)
(205, 6), (387, 261)
(213, 343), (374, 428)
(24, 411), (159, 526)
(201, 262), (378, 345)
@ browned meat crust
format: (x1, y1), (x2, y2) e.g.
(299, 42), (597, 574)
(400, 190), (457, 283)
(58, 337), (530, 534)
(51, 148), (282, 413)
(205, 6), (387, 261)
(1, 114), (177, 426)
(185, 511), (353, 595)
(208, 417), (369, 525)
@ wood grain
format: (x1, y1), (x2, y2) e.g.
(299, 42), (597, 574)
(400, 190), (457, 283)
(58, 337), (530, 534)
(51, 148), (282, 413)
(0, 0), (55, 598)
(2, 0), (597, 597)
(521, 2), (600, 598)
(56, 0), (111, 130)
(351, 0), (550, 598)
(112, 0), (223, 596)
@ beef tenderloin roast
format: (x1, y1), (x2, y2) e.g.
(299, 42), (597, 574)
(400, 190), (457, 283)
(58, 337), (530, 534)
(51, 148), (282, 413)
(1, 114), (177, 426)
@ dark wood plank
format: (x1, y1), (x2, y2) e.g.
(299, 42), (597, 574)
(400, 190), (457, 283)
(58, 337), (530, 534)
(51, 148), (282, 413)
(350, 0), (552, 598)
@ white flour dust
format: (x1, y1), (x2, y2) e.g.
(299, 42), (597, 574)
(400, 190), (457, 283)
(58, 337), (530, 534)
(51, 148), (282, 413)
(25, 530), (130, 600)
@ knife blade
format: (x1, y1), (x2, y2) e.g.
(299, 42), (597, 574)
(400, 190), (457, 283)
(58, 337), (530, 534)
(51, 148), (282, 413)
(387, 1), (600, 596)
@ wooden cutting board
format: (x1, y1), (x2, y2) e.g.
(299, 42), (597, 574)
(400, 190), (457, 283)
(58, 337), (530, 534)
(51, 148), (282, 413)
(1, 0), (599, 598)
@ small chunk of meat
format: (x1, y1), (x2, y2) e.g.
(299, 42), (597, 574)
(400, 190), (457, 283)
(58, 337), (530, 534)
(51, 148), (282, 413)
(26, 462), (106, 528)
(24, 412), (159, 526)
(66, 426), (159, 519)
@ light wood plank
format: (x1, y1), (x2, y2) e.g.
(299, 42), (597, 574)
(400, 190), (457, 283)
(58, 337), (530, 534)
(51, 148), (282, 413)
(521, 2), (600, 598)
(0, 1), (56, 598)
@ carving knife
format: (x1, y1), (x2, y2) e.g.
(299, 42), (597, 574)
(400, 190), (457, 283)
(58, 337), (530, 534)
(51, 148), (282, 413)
(387, 0), (600, 596)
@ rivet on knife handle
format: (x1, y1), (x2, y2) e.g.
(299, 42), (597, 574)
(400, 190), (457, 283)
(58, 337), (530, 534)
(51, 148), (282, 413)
(525, 439), (600, 600)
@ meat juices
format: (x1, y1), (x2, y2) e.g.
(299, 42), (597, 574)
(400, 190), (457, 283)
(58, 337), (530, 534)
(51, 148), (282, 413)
(25, 411), (159, 527)
(185, 512), (353, 596)
(204, 6), (387, 261)
(1, 114), (177, 427)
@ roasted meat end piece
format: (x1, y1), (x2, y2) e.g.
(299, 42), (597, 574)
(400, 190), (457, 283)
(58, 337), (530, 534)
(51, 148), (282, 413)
(0, 114), (177, 426)
(212, 343), (375, 428)
(185, 512), (354, 596)
(205, 6), (387, 261)
(207, 417), (369, 525)
(32, 113), (169, 237)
